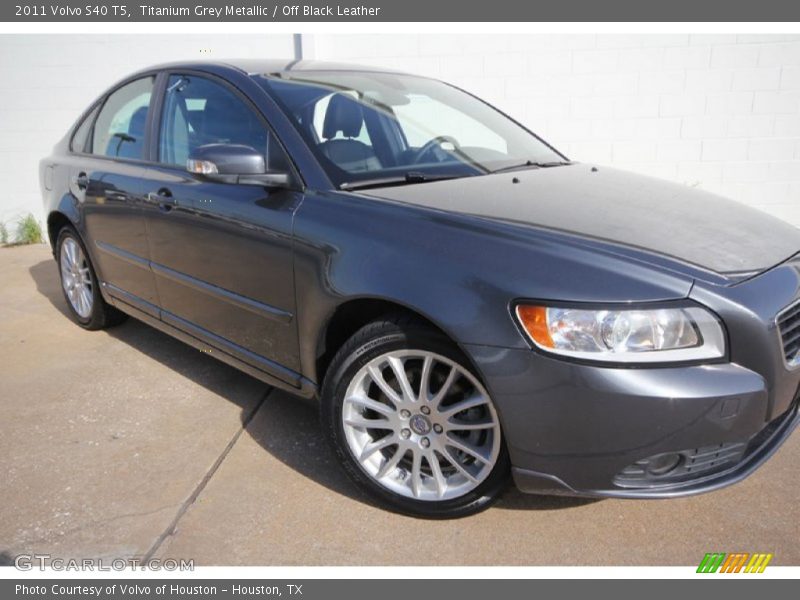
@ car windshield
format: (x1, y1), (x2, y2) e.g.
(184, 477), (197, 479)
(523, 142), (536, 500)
(255, 70), (566, 189)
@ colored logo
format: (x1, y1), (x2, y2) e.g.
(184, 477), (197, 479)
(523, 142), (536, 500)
(697, 552), (773, 573)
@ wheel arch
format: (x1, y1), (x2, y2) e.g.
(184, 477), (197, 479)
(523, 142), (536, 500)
(314, 297), (472, 388)
(47, 211), (74, 250)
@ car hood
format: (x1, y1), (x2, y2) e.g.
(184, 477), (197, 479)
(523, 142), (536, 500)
(361, 164), (800, 280)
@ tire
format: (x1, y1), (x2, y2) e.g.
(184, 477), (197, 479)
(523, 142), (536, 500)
(55, 225), (126, 330)
(321, 314), (510, 518)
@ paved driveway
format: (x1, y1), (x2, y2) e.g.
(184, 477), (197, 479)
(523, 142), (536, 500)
(1, 244), (798, 566)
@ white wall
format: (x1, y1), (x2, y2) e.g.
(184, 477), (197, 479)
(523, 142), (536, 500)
(0, 34), (294, 241)
(310, 34), (800, 226)
(3, 33), (799, 240)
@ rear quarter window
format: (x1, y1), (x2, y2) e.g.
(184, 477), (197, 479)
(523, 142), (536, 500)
(91, 76), (155, 160)
(70, 104), (100, 153)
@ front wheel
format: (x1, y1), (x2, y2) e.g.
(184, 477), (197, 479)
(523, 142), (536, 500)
(321, 315), (510, 518)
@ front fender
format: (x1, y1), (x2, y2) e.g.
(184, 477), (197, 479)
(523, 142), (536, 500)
(292, 191), (693, 380)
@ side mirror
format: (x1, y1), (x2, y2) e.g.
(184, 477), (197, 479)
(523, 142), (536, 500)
(187, 144), (291, 188)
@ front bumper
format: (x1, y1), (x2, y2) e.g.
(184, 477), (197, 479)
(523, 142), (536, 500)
(463, 256), (800, 498)
(467, 344), (800, 497)
(514, 395), (799, 498)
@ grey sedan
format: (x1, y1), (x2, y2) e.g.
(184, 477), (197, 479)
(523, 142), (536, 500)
(40, 60), (800, 517)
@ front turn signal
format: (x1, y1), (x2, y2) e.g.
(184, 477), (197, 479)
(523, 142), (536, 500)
(515, 305), (555, 349)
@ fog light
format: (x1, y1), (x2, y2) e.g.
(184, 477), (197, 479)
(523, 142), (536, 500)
(647, 453), (683, 476)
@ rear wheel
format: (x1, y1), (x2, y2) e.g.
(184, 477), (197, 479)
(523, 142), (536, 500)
(321, 315), (510, 518)
(56, 226), (125, 330)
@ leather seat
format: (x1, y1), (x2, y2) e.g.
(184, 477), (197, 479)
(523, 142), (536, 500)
(318, 94), (381, 172)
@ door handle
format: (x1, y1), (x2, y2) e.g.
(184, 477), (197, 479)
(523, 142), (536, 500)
(147, 188), (177, 212)
(73, 172), (89, 190)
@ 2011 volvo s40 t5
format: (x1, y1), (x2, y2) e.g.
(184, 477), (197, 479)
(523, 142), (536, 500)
(40, 60), (800, 518)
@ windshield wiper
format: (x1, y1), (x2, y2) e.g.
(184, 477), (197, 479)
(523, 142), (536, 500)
(340, 171), (465, 191)
(489, 160), (572, 175)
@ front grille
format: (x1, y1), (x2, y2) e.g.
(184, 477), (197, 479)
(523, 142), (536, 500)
(777, 301), (800, 366)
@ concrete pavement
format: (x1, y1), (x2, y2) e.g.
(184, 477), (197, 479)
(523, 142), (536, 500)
(1, 244), (798, 566)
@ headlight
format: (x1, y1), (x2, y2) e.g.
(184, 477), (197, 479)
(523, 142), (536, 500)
(515, 304), (725, 363)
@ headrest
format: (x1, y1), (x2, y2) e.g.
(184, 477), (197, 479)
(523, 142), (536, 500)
(128, 106), (148, 138)
(322, 93), (364, 139)
(202, 95), (249, 142)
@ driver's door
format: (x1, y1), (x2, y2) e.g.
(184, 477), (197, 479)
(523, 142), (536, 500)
(141, 72), (304, 382)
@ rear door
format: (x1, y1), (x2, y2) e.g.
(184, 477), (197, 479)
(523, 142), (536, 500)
(74, 75), (160, 315)
(141, 72), (304, 383)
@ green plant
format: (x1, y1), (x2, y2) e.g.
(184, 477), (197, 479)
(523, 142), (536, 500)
(0, 221), (8, 245)
(15, 213), (43, 245)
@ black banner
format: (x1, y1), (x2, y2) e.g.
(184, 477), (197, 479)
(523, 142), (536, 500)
(3, 579), (799, 600)
(3, 0), (800, 22)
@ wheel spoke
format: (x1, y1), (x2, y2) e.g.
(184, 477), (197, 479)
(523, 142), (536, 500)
(418, 355), (434, 401)
(76, 289), (85, 315)
(430, 365), (457, 408)
(410, 450), (423, 498)
(428, 452), (448, 498)
(367, 365), (403, 406)
(447, 418), (496, 431)
(343, 414), (392, 430)
(345, 395), (395, 417)
(375, 445), (405, 479)
(66, 240), (78, 265)
(359, 435), (396, 462)
(63, 240), (72, 265)
(387, 356), (416, 403)
(440, 446), (479, 483)
(439, 393), (490, 419)
(445, 435), (489, 464)
(80, 286), (92, 313)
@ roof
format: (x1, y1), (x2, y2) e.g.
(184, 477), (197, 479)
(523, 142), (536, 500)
(124, 59), (410, 82)
(195, 59), (406, 76)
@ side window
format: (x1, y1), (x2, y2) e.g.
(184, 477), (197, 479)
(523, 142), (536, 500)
(159, 74), (288, 171)
(70, 104), (100, 153)
(91, 76), (154, 160)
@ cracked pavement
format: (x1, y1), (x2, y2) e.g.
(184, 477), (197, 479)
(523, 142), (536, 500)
(1, 244), (798, 566)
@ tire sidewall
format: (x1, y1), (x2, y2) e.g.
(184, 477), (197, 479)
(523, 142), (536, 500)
(321, 323), (510, 519)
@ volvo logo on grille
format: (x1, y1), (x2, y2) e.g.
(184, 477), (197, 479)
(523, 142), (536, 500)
(409, 414), (432, 435)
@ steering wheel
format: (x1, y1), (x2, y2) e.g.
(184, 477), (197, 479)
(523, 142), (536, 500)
(412, 135), (462, 165)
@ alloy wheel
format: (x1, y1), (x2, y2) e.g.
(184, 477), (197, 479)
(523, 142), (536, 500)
(341, 349), (502, 501)
(60, 237), (93, 319)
